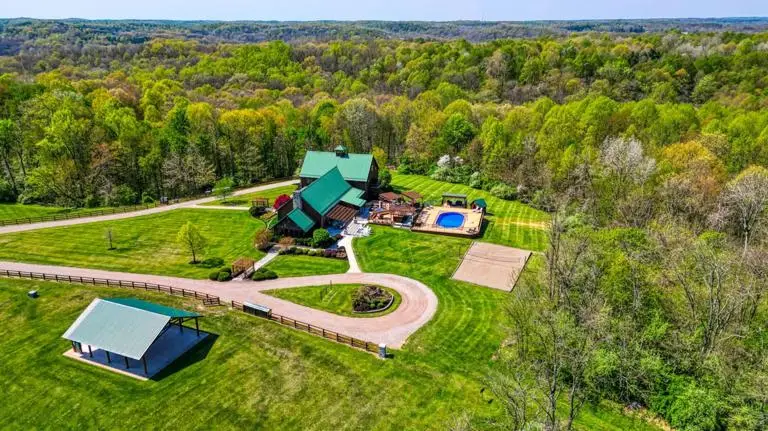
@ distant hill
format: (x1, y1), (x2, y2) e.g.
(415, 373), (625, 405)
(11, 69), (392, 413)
(1, 17), (768, 54)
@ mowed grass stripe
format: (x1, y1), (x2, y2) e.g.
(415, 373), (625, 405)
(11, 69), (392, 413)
(391, 173), (550, 251)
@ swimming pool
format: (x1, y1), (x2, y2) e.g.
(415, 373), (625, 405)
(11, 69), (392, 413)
(436, 212), (465, 228)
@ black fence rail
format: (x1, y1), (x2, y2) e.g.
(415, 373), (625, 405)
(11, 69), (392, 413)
(0, 203), (158, 227)
(231, 300), (381, 354)
(0, 269), (222, 306)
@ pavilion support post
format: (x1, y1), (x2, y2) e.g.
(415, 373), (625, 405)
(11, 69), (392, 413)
(142, 356), (148, 375)
(179, 318), (183, 333)
(106, 351), (111, 363)
(88, 344), (93, 358)
(195, 317), (200, 337)
(124, 356), (129, 369)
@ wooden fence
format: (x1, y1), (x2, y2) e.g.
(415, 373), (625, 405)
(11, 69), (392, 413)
(231, 300), (381, 354)
(0, 269), (221, 305)
(0, 203), (158, 227)
(0, 268), (381, 355)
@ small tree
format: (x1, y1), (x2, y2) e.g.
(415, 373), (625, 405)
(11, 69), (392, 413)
(177, 222), (207, 263)
(105, 228), (115, 250)
(712, 166), (768, 256)
(312, 228), (331, 248)
(254, 229), (272, 251)
(273, 194), (291, 210)
(214, 177), (234, 202)
(378, 169), (392, 191)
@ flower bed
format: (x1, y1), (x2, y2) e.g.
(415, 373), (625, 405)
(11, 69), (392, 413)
(352, 285), (395, 313)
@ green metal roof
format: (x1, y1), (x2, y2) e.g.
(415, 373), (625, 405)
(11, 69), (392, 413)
(299, 151), (374, 182)
(301, 167), (354, 216)
(287, 208), (315, 233)
(62, 298), (173, 360)
(104, 298), (201, 319)
(472, 198), (488, 209)
(340, 187), (366, 207)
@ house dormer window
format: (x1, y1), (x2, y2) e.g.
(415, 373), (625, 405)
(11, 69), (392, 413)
(334, 145), (348, 157)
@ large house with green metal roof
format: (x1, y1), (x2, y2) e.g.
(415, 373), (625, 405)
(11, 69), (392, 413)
(275, 166), (368, 236)
(299, 145), (379, 199)
(274, 146), (378, 236)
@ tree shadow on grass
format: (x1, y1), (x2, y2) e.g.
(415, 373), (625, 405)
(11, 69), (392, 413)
(151, 333), (219, 381)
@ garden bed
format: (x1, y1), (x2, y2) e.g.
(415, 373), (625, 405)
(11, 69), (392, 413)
(353, 285), (395, 314)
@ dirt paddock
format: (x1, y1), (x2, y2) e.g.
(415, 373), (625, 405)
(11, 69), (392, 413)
(452, 242), (532, 291)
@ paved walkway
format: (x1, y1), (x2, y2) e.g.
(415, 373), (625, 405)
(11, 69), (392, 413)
(0, 261), (437, 348)
(0, 179), (298, 235)
(338, 235), (361, 273)
(252, 246), (280, 271)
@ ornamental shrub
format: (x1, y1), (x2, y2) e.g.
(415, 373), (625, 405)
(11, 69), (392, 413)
(312, 228), (331, 247)
(251, 268), (278, 281)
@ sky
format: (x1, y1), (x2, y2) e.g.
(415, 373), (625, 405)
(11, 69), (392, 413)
(2, 0), (768, 22)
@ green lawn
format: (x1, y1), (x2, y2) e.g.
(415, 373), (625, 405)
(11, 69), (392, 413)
(264, 283), (401, 317)
(0, 209), (265, 278)
(0, 203), (85, 221)
(202, 185), (297, 207)
(391, 173), (550, 251)
(0, 226), (659, 430)
(263, 255), (349, 277)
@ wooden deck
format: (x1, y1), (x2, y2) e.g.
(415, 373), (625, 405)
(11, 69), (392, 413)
(411, 206), (483, 238)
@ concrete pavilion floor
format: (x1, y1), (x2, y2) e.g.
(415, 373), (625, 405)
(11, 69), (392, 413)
(63, 325), (210, 380)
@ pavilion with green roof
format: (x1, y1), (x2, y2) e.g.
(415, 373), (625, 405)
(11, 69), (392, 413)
(62, 297), (206, 378)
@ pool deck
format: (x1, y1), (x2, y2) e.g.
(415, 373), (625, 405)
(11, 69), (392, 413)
(412, 206), (483, 238)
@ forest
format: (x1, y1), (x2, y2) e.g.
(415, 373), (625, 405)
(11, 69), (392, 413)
(1, 23), (768, 429)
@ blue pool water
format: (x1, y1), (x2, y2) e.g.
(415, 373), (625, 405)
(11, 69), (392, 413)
(436, 212), (465, 228)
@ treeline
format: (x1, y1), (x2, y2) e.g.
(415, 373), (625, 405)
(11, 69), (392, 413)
(3, 18), (768, 53)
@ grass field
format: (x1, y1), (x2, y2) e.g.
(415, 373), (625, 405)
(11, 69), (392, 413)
(263, 255), (349, 277)
(202, 185), (297, 207)
(0, 209), (265, 278)
(264, 283), (401, 317)
(0, 203), (85, 221)
(391, 173), (550, 251)
(0, 225), (659, 430)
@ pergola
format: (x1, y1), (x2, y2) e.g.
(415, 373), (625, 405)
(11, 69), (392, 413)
(401, 191), (422, 204)
(378, 192), (400, 203)
(62, 298), (203, 377)
(441, 193), (468, 208)
(251, 197), (270, 208)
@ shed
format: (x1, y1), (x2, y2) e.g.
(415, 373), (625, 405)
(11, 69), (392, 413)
(471, 198), (488, 210)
